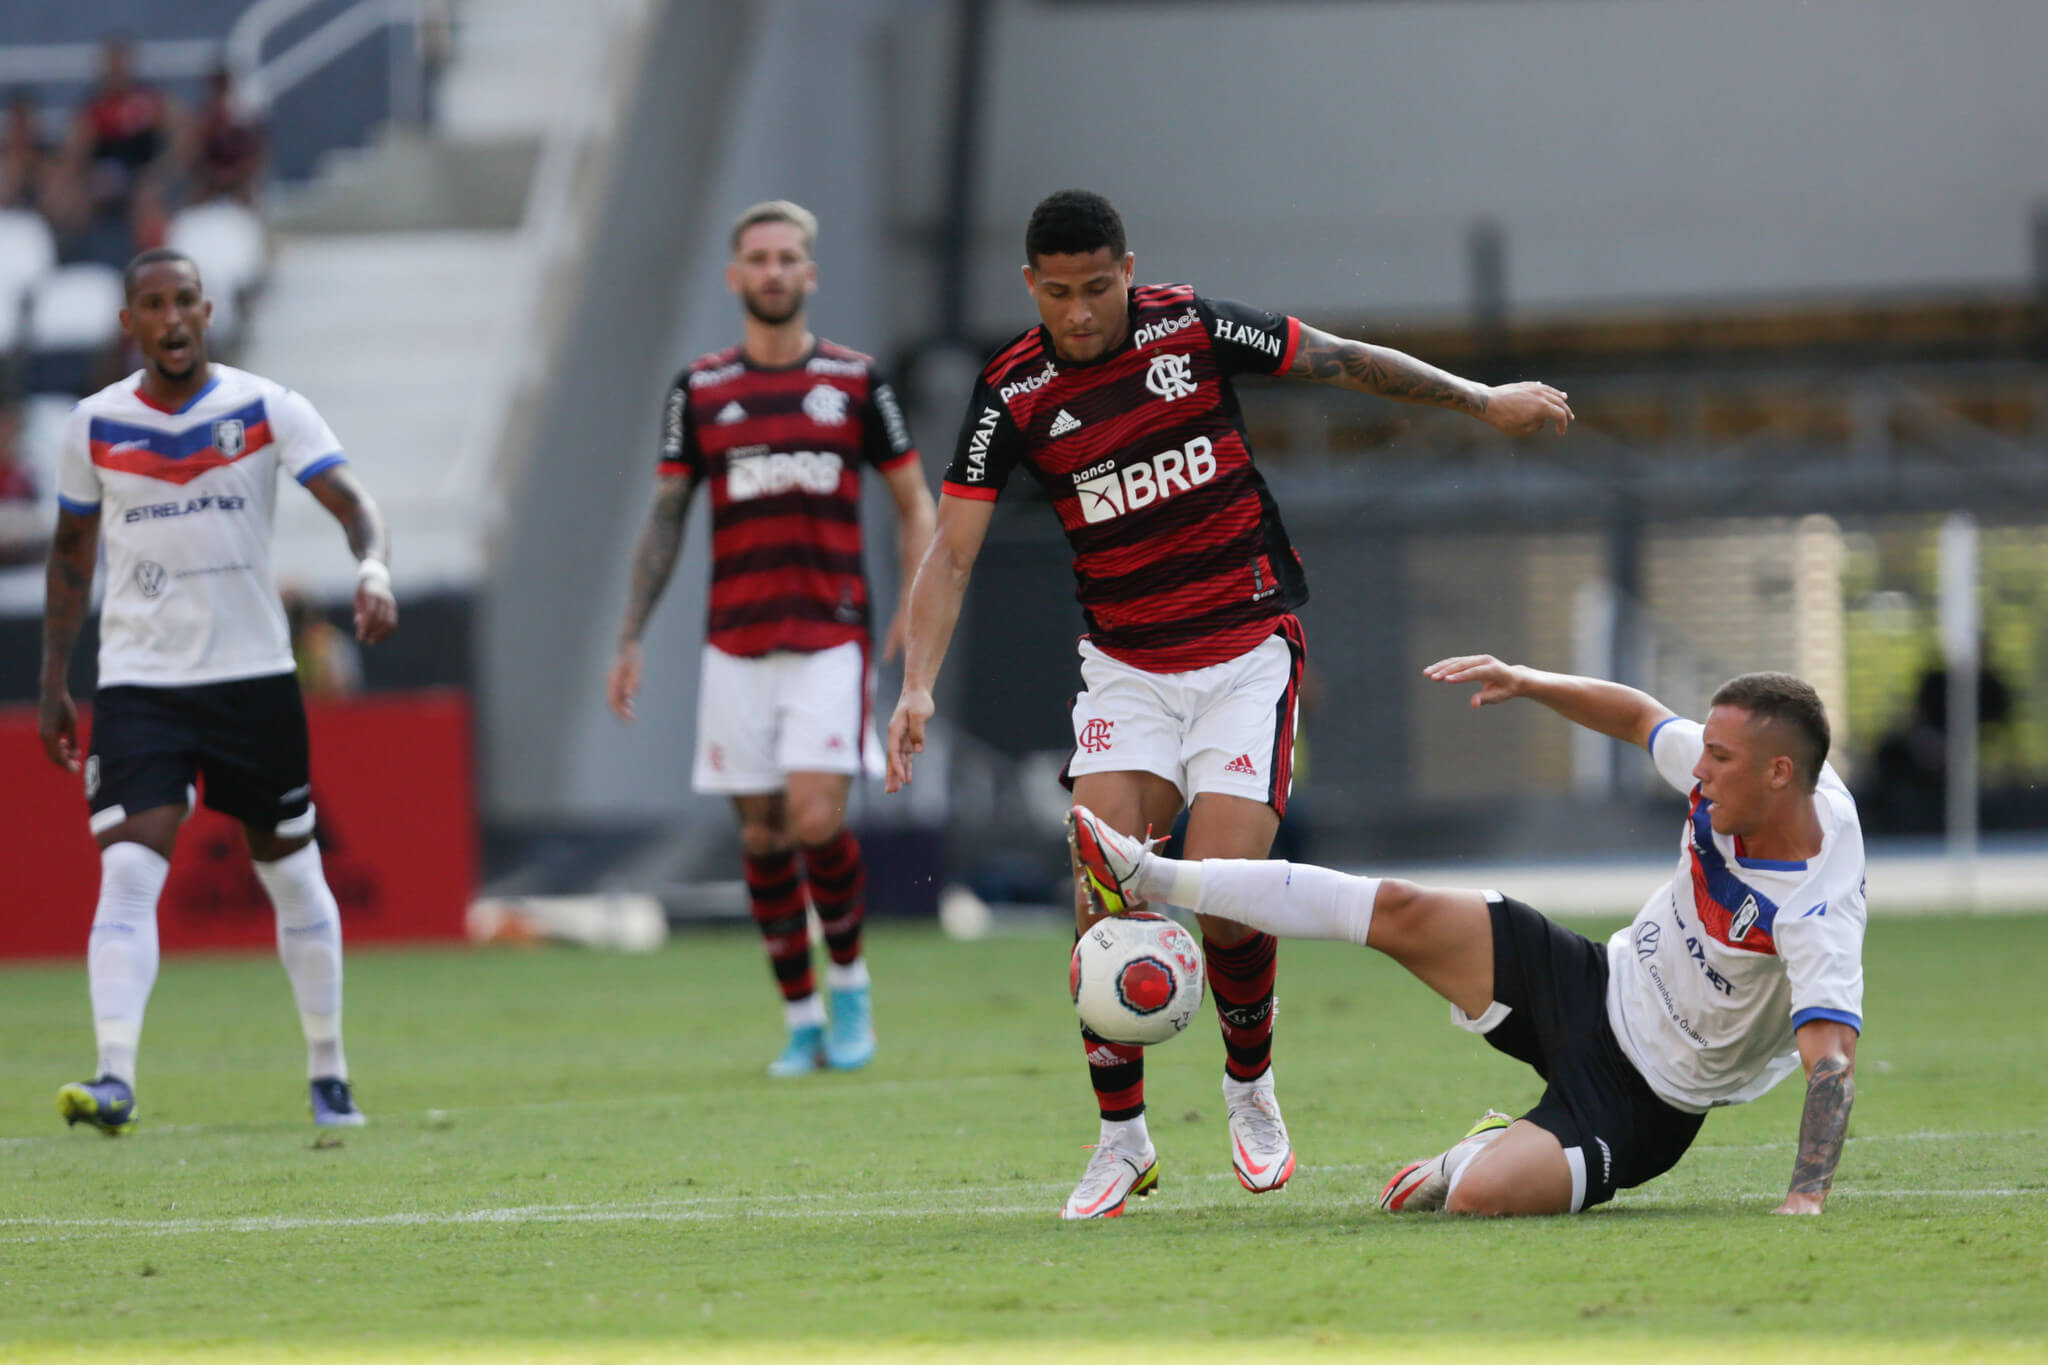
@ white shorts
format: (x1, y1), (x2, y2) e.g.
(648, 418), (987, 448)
(1065, 622), (1304, 814)
(692, 641), (882, 794)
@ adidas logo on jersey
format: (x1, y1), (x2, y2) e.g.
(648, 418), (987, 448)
(1223, 753), (1259, 776)
(1049, 409), (1082, 438)
(715, 401), (747, 424)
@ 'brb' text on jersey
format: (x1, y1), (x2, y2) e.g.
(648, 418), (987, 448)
(659, 340), (918, 657)
(942, 285), (1307, 673)
(1602, 717), (1869, 1113)
(57, 365), (348, 688)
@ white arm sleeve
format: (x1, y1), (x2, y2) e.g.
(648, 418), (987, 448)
(1646, 716), (1705, 797)
(55, 406), (101, 513)
(268, 387), (347, 485)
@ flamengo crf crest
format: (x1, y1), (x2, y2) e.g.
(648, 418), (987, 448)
(212, 419), (246, 457)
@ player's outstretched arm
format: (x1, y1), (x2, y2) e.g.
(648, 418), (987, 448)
(305, 466), (397, 645)
(607, 472), (697, 723)
(1287, 324), (1572, 437)
(1424, 654), (1674, 749)
(886, 492), (994, 792)
(38, 506), (99, 772)
(879, 457), (938, 664)
(1776, 1018), (1858, 1215)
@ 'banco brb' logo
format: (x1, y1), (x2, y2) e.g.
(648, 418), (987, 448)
(1144, 352), (1198, 402)
(1071, 437), (1217, 524)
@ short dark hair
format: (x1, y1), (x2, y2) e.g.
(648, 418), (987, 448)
(1025, 189), (1125, 266)
(1710, 672), (1830, 790)
(123, 247), (200, 300)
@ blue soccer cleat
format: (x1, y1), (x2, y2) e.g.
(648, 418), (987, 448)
(310, 1076), (368, 1127)
(768, 1022), (826, 1077)
(825, 984), (876, 1071)
(58, 1075), (138, 1136)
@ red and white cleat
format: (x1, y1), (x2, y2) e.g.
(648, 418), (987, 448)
(1066, 804), (1156, 916)
(1059, 1140), (1160, 1220)
(1378, 1109), (1513, 1212)
(1224, 1071), (1296, 1193)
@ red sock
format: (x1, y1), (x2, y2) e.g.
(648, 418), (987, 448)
(1205, 931), (1277, 1081)
(744, 849), (813, 1001)
(800, 829), (864, 967)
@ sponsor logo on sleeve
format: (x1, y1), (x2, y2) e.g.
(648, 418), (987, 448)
(964, 406), (999, 481)
(874, 383), (912, 451)
(1070, 436), (1217, 523)
(1143, 352), (1198, 402)
(663, 388), (686, 455)
(1212, 316), (1284, 360)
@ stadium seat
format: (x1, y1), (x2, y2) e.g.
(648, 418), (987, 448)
(167, 202), (269, 341)
(0, 210), (59, 353)
(23, 263), (125, 395)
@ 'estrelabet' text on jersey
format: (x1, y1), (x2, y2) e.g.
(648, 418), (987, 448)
(660, 340), (917, 657)
(942, 285), (1308, 673)
(1604, 718), (1868, 1112)
(56, 365), (347, 688)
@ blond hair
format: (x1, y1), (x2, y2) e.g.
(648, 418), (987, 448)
(731, 200), (817, 255)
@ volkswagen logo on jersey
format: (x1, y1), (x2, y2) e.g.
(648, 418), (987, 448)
(802, 385), (850, 425)
(1144, 352), (1198, 402)
(212, 419), (245, 457)
(133, 560), (168, 599)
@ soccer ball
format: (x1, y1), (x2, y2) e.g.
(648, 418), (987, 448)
(1070, 911), (1205, 1045)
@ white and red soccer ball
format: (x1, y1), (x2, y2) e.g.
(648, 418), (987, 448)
(1070, 911), (1205, 1045)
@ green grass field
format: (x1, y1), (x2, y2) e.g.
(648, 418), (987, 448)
(3, 914), (2044, 1363)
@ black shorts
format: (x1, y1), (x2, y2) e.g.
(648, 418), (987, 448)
(1469, 894), (1706, 1210)
(85, 673), (314, 837)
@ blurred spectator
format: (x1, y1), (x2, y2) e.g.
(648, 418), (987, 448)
(0, 398), (45, 568)
(61, 35), (179, 266)
(1862, 655), (2014, 834)
(1, 88), (57, 213)
(285, 587), (364, 697)
(189, 65), (266, 206)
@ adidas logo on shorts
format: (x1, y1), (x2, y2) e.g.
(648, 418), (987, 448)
(1223, 753), (1259, 776)
(1049, 408), (1082, 438)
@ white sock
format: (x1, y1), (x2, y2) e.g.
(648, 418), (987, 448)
(1138, 856), (1380, 946)
(88, 842), (169, 1087)
(1443, 1125), (1510, 1201)
(254, 843), (348, 1081)
(785, 994), (826, 1030)
(826, 957), (870, 993)
(1100, 1112), (1151, 1153)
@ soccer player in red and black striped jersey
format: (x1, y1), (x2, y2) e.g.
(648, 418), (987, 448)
(885, 190), (1573, 1218)
(609, 201), (937, 1076)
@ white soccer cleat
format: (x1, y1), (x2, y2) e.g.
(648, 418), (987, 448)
(1058, 1140), (1160, 1220)
(1223, 1071), (1296, 1193)
(1066, 805), (1155, 916)
(1378, 1109), (1513, 1213)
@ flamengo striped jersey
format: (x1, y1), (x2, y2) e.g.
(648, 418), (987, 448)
(659, 340), (918, 657)
(56, 365), (347, 688)
(941, 285), (1307, 673)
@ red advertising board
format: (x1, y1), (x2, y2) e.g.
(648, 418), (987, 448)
(0, 691), (475, 960)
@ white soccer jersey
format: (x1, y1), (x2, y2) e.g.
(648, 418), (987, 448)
(1605, 717), (1868, 1113)
(56, 366), (347, 688)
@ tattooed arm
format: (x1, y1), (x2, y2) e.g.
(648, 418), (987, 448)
(1286, 323), (1573, 437)
(606, 473), (697, 722)
(1775, 1018), (1859, 1214)
(305, 466), (397, 643)
(39, 507), (100, 771)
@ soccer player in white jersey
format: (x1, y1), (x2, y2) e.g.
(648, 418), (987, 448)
(38, 247), (399, 1134)
(1071, 657), (1864, 1215)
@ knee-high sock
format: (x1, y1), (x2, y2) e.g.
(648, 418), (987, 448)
(801, 829), (866, 985)
(745, 849), (819, 1022)
(254, 842), (348, 1081)
(1138, 856), (1380, 947)
(1082, 1025), (1145, 1122)
(89, 842), (169, 1087)
(1204, 931), (1278, 1082)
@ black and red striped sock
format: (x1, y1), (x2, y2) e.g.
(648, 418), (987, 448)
(744, 849), (814, 1003)
(1205, 931), (1278, 1082)
(800, 829), (865, 967)
(1082, 1026), (1145, 1121)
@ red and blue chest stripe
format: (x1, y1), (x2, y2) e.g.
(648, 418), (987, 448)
(1685, 791), (1785, 955)
(89, 399), (272, 486)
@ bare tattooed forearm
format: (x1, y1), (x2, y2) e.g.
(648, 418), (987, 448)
(306, 467), (391, 565)
(1786, 1055), (1854, 1199)
(618, 477), (695, 643)
(1289, 326), (1489, 415)
(41, 513), (98, 688)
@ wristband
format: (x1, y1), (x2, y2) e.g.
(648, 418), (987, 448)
(356, 558), (392, 594)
